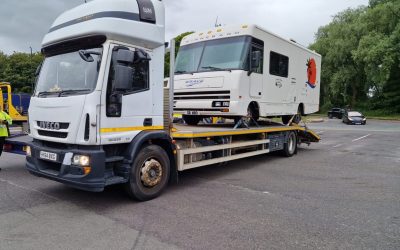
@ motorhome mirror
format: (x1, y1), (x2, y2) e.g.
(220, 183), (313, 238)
(114, 65), (133, 91)
(251, 50), (262, 70)
(35, 63), (42, 76)
(116, 49), (135, 64)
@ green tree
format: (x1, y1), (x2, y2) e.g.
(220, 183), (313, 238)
(310, 0), (400, 113)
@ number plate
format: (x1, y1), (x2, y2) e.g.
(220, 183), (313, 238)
(40, 151), (58, 162)
(187, 111), (199, 115)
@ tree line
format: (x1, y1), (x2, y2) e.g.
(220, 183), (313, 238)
(0, 0), (398, 115)
(310, 0), (400, 114)
(0, 51), (43, 93)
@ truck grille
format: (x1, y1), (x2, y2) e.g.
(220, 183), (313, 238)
(174, 90), (230, 101)
(36, 121), (69, 130)
(38, 130), (68, 139)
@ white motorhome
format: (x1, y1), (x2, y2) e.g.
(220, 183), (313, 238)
(174, 25), (322, 125)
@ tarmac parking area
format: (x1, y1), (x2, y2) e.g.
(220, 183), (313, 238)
(0, 119), (399, 250)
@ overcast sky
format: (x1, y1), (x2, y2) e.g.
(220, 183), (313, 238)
(0, 0), (368, 54)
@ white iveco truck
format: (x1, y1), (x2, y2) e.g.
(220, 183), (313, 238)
(174, 25), (322, 125)
(25, 0), (320, 201)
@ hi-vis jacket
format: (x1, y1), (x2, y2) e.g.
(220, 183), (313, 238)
(0, 111), (12, 137)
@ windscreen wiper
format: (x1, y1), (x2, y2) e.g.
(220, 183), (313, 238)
(201, 66), (231, 72)
(58, 89), (92, 97)
(37, 91), (61, 97)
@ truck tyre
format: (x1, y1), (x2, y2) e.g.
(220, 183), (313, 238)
(282, 115), (291, 125)
(183, 115), (201, 126)
(282, 131), (297, 157)
(125, 145), (170, 201)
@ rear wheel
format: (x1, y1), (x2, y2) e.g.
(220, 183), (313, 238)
(281, 131), (297, 157)
(183, 115), (201, 126)
(125, 145), (170, 201)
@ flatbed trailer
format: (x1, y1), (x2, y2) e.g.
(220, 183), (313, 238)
(172, 122), (319, 171)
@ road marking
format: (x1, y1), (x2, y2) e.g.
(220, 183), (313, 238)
(352, 134), (371, 142)
(263, 191), (271, 194)
(317, 131), (325, 134)
(333, 144), (343, 148)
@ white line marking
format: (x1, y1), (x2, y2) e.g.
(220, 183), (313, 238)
(317, 131), (325, 134)
(263, 191), (271, 194)
(352, 134), (371, 142)
(333, 144), (343, 148)
(0, 178), (59, 201)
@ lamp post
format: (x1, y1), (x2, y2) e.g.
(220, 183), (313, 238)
(29, 46), (33, 93)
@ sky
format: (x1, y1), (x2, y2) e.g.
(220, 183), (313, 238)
(0, 0), (368, 54)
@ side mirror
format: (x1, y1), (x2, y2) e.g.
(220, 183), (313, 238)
(116, 49), (135, 64)
(251, 51), (262, 70)
(114, 65), (133, 91)
(134, 49), (151, 62)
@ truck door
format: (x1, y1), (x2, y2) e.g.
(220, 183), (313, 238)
(100, 44), (156, 144)
(249, 39), (264, 99)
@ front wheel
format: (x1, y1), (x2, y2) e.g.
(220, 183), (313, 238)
(125, 145), (170, 201)
(183, 115), (201, 126)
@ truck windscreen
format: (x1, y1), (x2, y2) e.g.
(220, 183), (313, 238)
(35, 48), (102, 97)
(175, 36), (251, 74)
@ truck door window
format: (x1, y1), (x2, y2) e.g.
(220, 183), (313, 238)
(106, 49), (150, 117)
(269, 51), (289, 78)
(250, 38), (264, 74)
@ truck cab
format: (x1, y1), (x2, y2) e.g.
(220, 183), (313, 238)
(26, 0), (172, 198)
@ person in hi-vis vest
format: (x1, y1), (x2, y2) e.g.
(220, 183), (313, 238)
(0, 105), (12, 160)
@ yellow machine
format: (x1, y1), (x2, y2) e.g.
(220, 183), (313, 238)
(0, 82), (28, 123)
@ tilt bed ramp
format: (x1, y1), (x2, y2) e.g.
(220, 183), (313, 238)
(3, 121), (320, 170)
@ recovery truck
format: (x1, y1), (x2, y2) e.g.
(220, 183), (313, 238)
(12, 0), (319, 201)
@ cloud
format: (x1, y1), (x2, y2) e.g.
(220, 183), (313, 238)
(0, 0), (368, 54)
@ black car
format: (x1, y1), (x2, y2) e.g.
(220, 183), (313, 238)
(342, 111), (367, 125)
(328, 108), (344, 119)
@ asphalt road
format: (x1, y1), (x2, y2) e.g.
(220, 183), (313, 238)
(0, 119), (399, 250)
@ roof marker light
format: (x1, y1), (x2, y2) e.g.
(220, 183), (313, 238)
(242, 25), (248, 29)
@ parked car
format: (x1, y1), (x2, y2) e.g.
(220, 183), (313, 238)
(328, 108), (344, 119)
(342, 111), (367, 125)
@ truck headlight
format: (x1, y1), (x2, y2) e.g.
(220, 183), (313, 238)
(72, 155), (90, 166)
(222, 102), (230, 107)
(213, 101), (222, 107)
(25, 146), (32, 157)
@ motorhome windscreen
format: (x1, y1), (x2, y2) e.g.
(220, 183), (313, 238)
(35, 48), (102, 97)
(175, 36), (251, 74)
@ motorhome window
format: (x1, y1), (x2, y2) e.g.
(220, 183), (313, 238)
(35, 48), (102, 97)
(269, 51), (289, 78)
(199, 36), (251, 72)
(175, 42), (204, 74)
(175, 36), (251, 74)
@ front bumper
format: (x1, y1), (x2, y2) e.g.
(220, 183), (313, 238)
(26, 140), (107, 192)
